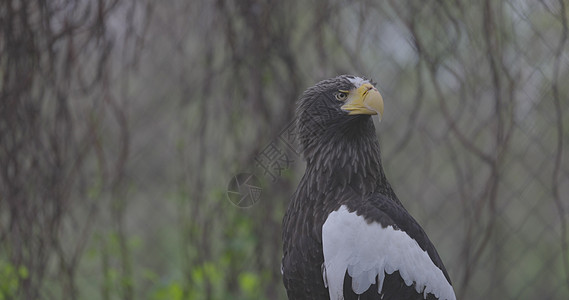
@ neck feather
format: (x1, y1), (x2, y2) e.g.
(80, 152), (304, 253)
(303, 117), (396, 200)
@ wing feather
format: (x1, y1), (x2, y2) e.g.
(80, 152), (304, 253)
(322, 205), (456, 300)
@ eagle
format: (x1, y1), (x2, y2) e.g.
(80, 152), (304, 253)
(282, 75), (456, 300)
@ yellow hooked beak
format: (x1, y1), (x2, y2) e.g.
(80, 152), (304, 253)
(340, 83), (384, 120)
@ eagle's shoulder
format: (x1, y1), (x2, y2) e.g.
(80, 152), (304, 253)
(321, 195), (455, 300)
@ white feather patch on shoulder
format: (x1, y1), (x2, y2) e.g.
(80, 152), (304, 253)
(322, 205), (456, 300)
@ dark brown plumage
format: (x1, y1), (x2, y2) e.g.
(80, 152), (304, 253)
(282, 75), (455, 300)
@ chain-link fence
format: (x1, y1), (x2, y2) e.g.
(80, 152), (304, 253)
(1, 0), (568, 299)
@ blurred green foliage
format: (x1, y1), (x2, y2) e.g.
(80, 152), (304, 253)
(0, 261), (27, 300)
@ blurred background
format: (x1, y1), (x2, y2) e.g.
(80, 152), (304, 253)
(1, 0), (568, 299)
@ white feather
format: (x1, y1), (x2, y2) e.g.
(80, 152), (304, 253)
(322, 205), (456, 300)
(346, 76), (369, 88)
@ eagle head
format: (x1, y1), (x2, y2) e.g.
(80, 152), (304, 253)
(296, 75), (384, 161)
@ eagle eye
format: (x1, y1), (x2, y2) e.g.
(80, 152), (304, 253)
(335, 91), (348, 101)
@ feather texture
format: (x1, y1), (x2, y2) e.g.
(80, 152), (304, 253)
(282, 75), (454, 300)
(322, 205), (456, 300)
